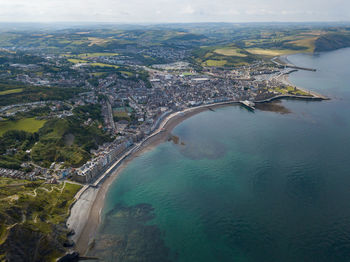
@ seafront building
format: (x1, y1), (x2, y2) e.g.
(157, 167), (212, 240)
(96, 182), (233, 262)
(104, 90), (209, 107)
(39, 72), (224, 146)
(72, 138), (134, 183)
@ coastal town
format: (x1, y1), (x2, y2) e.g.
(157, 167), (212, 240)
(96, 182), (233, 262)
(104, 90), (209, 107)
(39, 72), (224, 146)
(2, 23), (345, 261)
(0, 51), (324, 185)
(0, 50), (324, 184)
(1, 18), (349, 262)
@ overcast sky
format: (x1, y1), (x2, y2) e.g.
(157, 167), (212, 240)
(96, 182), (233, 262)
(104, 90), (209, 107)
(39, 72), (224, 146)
(0, 0), (349, 23)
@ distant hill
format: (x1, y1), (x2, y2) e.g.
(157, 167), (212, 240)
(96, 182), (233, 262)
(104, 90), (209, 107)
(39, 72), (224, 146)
(315, 33), (350, 52)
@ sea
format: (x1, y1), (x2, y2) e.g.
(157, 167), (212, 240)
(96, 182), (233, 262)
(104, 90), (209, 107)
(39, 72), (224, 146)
(88, 48), (350, 262)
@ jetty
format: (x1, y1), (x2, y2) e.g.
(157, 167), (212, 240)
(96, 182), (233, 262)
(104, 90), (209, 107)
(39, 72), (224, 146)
(287, 65), (316, 72)
(239, 100), (255, 110)
(272, 56), (316, 72)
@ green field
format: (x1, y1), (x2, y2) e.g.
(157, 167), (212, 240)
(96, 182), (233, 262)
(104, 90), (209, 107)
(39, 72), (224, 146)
(120, 71), (134, 76)
(241, 32), (321, 57)
(67, 58), (88, 64)
(67, 57), (119, 68)
(269, 86), (311, 96)
(193, 45), (257, 68)
(214, 48), (247, 57)
(0, 89), (24, 96)
(203, 59), (227, 67)
(289, 37), (317, 52)
(113, 111), (130, 122)
(89, 63), (119, 69)
(113, 107), (133, 122)
(77, 52), (119, 58)
(246, 48), (302, 57)
(0, 118), (46, 136)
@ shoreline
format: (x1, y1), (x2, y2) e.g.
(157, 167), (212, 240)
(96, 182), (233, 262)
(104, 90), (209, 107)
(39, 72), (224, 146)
(281, 72), (329, 100)
(66, 56), (329, 256)
(67, 101), (241, 255)
(274, 54), (329, 100)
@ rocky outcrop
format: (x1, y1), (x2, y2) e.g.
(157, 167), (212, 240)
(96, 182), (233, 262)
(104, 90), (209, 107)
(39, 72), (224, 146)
(0, 224), (66, 262)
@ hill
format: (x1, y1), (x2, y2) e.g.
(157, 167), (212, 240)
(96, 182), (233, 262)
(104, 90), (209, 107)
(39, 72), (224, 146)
(314, 32), (350, 52)
(0, 178), (81, 261)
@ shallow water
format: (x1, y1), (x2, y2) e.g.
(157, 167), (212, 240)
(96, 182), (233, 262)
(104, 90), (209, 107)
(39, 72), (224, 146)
(89, 48), (350, 262)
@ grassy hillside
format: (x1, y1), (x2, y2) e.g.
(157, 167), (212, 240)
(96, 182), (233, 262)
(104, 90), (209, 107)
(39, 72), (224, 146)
(0, 130), (37, 170)
(191, 29), (350, 65)
(0, 118), (46, 136)
(0, 178), (81, 261)
(190, 30), (329, 66)
(0, 88), (23, 96)
(246, 48), (304, 56)
(0, 105), (112, 170)
(192, 45), (257, 68)
(31, 106), (111, 168)
(1, 26), (349, 69)
(0, 83), (83, 107)
(314, 32), (350, 52)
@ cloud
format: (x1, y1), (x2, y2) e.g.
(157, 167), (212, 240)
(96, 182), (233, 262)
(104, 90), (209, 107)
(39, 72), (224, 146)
(181, 5), (195, 15)
(245, 8), (275, 16)
(0, 0), (348, 23)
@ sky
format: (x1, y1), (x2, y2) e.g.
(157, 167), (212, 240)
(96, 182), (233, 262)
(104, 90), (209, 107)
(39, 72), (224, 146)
(0, 0), (349, 23)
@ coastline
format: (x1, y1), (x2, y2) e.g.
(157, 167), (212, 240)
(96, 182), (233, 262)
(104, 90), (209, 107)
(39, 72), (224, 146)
(274, 54), (329, 100)
(66, 55), (329, 256)
(68, 101), (240, 255)
(282, 71), (329, 100)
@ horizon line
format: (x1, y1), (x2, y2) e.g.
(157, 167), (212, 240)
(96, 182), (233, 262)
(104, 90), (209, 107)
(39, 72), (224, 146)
(0, 21), (350, 25)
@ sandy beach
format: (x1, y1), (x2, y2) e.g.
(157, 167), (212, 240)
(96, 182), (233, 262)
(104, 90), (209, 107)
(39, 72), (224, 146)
(67, 101), (240, 255)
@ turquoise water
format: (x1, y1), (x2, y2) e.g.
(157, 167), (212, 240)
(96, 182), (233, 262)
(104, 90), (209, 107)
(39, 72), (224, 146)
(90, 48), (350, 262)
